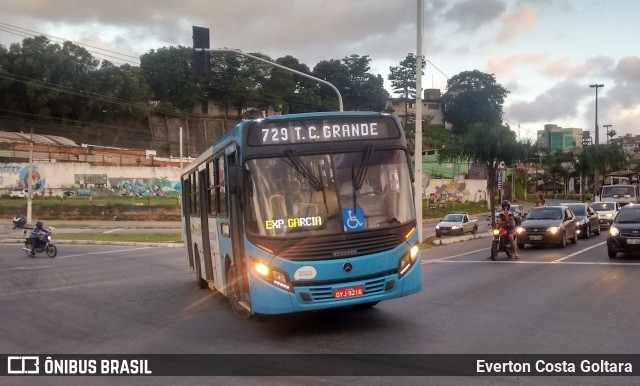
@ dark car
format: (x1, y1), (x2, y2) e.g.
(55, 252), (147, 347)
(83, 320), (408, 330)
(561, 202), (601, 239)
(516, 205), (579, 248)
(607, 204), (640, 259)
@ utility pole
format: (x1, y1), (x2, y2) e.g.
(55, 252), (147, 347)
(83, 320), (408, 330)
(26, 127), (34, 225)
(589, 83), (604, 145)
(603, 124), (612, 144)
(415, 0), (424, 243)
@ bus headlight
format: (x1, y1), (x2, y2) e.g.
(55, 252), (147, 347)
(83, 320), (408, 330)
(398, 244), (419, 278)
(252, 260), (292, 292)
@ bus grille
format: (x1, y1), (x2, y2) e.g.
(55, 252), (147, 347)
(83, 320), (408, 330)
(277, 234), (403, 260)
(306, 278), (387, 301)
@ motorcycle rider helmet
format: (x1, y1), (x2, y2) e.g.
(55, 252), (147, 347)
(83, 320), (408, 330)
(501, 200), (511, 209)
(36, 221), (43, 227)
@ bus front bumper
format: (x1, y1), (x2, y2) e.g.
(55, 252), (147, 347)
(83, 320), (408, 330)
(249, 260), (422, 315)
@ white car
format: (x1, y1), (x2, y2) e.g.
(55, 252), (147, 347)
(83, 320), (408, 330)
(9, 188), (28, 198)
(591, 201), (621, 228)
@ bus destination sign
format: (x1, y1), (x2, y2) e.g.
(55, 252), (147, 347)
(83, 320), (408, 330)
(248, 118), (398, 146)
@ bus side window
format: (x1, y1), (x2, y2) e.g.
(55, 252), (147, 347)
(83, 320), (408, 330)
(217, 157), (228, 216)
(182, 176), (191, 216)
(191, 172), (199, 216)
(208, 161), (217, 216)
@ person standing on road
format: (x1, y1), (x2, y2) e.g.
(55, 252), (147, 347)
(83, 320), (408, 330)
(536, 195), (546, 207)
(498, 200), (520, 259)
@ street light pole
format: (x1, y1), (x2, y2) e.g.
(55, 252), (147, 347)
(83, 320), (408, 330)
(589, 84), (604, 145)
(415, 0), (424, 243)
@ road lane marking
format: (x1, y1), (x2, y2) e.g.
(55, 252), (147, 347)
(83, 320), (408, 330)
(103, 228), (122, 234)
(430, 259), (640, 266)
(55, 246), (153, 259)
(6, 265), (54, 270)
(553, 241), (607, 262)
(421, 248), (490, 264)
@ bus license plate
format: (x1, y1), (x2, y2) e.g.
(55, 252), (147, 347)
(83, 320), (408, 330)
(530, 235), (542, 241)
(334, 286), (364, 299)
(627, 239), (640, 245)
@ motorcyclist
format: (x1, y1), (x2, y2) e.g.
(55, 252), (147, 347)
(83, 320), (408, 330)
(28, 221), (50, 255)
(13, 214), (26, 229)
(497, 200), (520, 259)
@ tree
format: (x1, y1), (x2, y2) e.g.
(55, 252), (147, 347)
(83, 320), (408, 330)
(388, 53), (425, 128)
(341, 54), (389, 111)
(313, 55), (389, 112)
(441, 70), (509, 135)
(260, 55), (318, 114)
(575, 144), (629, 200)
(139, 46), (203, 112)
(438, 123), (539, 223)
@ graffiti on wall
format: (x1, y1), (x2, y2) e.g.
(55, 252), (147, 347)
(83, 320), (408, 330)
(75, 174), (108, 188)
(108, 177), (180, 197)
(0, 165), (48, 193)
(424, 178), (488, 204)
(62, 175), (181, 197)
(430, 180), (471, 202)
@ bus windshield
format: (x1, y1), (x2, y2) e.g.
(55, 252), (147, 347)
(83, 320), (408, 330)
(601, 185), (635, 198)
(245, 149), (414, 237)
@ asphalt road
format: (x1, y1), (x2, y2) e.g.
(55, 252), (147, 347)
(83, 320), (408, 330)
(1, 228), (639, 385)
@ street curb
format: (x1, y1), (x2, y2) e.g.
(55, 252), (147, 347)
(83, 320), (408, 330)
(0, 238), (184, 248)
(431, 231), (493, 246)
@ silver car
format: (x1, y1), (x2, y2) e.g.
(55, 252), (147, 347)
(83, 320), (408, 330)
(592, 201), (621, 228)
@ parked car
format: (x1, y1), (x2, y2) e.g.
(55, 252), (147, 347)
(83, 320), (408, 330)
(561, 202), (601, 239)
(592, 201), (621, 228)
(516, 205), (579, 248)
(607, 204), (640, 258)
(9, 188), (28, 198)
(435, 212), (478, 237)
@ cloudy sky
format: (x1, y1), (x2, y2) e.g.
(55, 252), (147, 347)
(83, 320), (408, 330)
(1, 0), (639, 141)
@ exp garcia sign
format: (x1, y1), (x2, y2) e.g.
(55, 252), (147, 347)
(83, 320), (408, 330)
(265, 216), (323, 231)
(248, 117), (399, 146)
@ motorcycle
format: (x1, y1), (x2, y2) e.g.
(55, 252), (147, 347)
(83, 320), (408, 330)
(490, 222), (518, 261)
(12, 216), (27, 229)
(22, 230), (57, 258)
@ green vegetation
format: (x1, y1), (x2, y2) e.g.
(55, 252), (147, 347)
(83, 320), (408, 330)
(422, 200), (488, 219)
(55, 233), (182, 243)
(0, 196), (179, 208)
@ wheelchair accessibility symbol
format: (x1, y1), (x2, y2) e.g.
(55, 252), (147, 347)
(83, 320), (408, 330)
(342, 208), (365, 231)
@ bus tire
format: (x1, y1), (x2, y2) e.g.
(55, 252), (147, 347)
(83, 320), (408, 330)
(227, 264), (252, 320)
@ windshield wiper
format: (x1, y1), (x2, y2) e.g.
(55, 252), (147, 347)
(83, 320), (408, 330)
(354, 145), (374, 191)
(350, 145), (375, 210)
(285, 149), (323, 191)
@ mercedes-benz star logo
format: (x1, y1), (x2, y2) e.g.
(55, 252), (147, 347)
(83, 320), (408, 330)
(343, 262), (353, 272)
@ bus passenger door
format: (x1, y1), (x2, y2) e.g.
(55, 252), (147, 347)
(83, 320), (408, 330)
(199, 167), (214, 283)
(224, 146), (250, 307)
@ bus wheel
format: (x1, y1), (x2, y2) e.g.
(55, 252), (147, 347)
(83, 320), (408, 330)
(227, 264), (252, 320)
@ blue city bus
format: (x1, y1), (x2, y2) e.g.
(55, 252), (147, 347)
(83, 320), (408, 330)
(180, 111), (422, 318)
